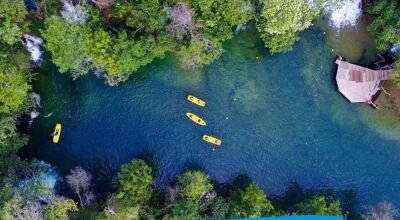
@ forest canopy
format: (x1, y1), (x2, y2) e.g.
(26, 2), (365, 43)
(37, 0), (322, 85)
(1, 0), (400, 219)
(256, 0), (319, 53)
(0, 0), (32, 172)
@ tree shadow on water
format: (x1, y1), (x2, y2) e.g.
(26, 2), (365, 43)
(87, 148), (157, 200)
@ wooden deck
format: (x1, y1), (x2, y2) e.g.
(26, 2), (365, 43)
(335, 59), (391, 103)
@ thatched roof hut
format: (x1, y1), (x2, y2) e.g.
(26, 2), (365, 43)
(335, 59), (390, 103)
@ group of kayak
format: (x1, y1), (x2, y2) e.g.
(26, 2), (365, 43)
(186, 95), (222, 146)
(52, 95), (222, 146)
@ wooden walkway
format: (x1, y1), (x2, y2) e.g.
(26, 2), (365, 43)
(335, 59), (391, 103)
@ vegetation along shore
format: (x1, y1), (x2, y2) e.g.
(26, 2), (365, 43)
(0, 0), (399, 219)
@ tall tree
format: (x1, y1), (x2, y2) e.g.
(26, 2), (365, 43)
(294, 195), (342, 216)
(103, 195), (141, 220)
(189, 0), (253, 42)
(210, 197), (229, 219)
(362, 201), (399, 220)
(164, 199), (201, 220)
(0, 194), (44, 220)
(66, 166), (95, 208)
(0, 62), (31, 114)
(368, 0), (400, 51)
(116, 159), (153, 205)
(0, 2), (31, 162)
(42, 1), (175, 85)
(175, 0), (253, 69)
(177, 170), (213, 200)
(0, 161), (78, 220)
(42, 15), (90, 77)
(113, 0), (169, 32)
(229, 182), (275, 218)
(256, 0), (318, 53)
(368, 0), (400, 85)
(0, 0), (28, 45)
(44, 195), (78, 220)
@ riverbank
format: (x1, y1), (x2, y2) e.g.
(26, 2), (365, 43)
(315, 12), (400, 139)
(3, 0), (400, 219)
(365, 81), (400, 136)
(22, 21), (400, 210)
(380, 81), (400, 117)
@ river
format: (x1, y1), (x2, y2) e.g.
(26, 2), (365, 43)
(21, 16), (400, 208)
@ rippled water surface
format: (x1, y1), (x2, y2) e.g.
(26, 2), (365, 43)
(23, 23), (400, 207)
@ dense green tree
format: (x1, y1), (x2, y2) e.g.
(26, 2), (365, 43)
(209, 197), (230, 219)
(0, 161), (78, 220)
(111, 0), (175, 74)
(0, 54), (31, 164)
(0, 182), (14, 205)
(0, 0), (28, 45)
(175, 0), (253, 69)
(86, 29), (118, 76)
(70, 205), (101, 220)
(39, 0), (324, 83)
(229, 182), (275, 218)
(0, 117), (28, 156)
(368, 0), (400, 51)
(116, 159), (153, 205)
(103, 0), (175, 83)
(108, 30), (174, 85)
(113, 0), (169, 32)
(162, 170), (216, 219)
(256, 0), (318, 53)
(0, 0), (31, 118)
(42, 16), (90, 77)
(101, 195), (140, 220)
(164, 199), (201, 220)
(0, 194), (37, 220)
(44, 196), (78, 220)
(189, 0), (253, 42)
(175, 38), (222, 70)
(42, 2), (174, 85)
(178, 170), (213, 200)
(368, 0), (400, 85)
(0, 63), (31, 114)
(33, 0), (62, 19)
(294, 195), (342, 216)
(0, 193), (78, 220)
(40, 0), (255, 80)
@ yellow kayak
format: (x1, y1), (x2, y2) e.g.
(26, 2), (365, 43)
(53, 123), (62, 144)
(202, 135), (222, 146)
(187, 95), (206, 107)
(186, 112), (206, 126)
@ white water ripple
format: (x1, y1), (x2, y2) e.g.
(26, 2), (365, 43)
(326, 0), (362, 28)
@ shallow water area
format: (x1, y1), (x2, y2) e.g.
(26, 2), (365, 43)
(23, 20), (400, 208)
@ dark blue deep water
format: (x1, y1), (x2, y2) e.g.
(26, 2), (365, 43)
(24, 25), (400, 207)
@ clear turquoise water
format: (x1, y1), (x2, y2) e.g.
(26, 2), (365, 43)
(24, 24), (400, 207)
